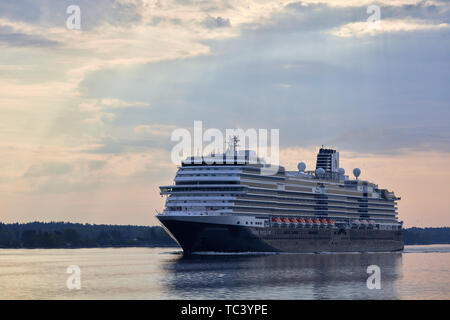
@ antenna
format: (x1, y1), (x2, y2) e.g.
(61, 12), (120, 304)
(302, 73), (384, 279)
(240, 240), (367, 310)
(229, 135), (240, 152)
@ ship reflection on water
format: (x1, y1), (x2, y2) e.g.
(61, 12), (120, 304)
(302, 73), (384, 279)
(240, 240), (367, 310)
(162, 252), (403, 299)
(1, 246), (448, 299)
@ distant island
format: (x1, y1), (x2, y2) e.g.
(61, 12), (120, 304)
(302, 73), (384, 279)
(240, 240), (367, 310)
(0, 222), (178, 248)
(0, 222), (449, 248)
(403, 227), (450, 245)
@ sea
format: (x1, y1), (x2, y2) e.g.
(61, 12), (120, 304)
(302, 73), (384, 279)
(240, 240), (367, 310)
(0, 245), (449, 299)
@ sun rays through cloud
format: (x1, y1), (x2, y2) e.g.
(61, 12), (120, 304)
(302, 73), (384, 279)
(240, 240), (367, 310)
(0, 0), (449, 227)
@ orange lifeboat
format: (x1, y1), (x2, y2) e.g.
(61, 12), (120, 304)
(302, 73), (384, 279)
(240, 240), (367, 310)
(290, 218), (298, 228)
(271, 217), (282, 227)
(306, 218), (313, 226)
(313, 218), (321, 227)
(298, 218), (306, 225)
(282, 217), (291, 224)
(327, 219), (335, 227)
(352, 220), (361, 228)
(320, 219), (327, 227)
(360, 220), (368, 228)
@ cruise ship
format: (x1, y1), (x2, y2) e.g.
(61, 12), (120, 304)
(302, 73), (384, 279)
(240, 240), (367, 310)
(157, 139), (403, 254)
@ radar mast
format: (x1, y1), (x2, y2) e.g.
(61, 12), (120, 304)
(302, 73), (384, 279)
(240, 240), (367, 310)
(228, 135), (240, 153)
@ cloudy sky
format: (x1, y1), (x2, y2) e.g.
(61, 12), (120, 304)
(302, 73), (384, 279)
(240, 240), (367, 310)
(0, 0), (449, 227)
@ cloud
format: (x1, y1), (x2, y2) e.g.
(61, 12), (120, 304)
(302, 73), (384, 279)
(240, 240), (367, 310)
(79, 20), (450, 153)
(1, 0), (450, 226)
(24, 161), (73, 177)
(100, 98), (149, 108)
(202, 16), (231, 28)
(77, 98), (150, 125)
(0, 31), (60, 47)
(78, 98), (149, 112)
(10, 140), (173, 196)
(134, 124), (178, 137)
(0, 19), (62, 49)
(297, 0), (447, 8)
(0, 0), (145, 29)
(330, 19), (450, 37)
(0, 23), (59, 47)
(0, 1), (41, 24)
(87, 159), (107, 170)
(83, 113), (116, 124)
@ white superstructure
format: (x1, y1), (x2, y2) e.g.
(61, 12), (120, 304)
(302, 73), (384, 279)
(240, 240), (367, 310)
(160, 145), (402, 231)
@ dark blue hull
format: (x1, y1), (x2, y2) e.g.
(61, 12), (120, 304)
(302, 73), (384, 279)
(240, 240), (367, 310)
(158, 217), (404, 254)
(158, 218), (277, 254)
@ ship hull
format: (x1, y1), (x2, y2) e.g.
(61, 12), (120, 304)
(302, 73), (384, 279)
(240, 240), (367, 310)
(157, 215), (404, 254)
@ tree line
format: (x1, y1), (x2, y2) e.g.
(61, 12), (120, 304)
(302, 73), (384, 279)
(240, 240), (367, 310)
(0, 222), (178, 248)
(0, 222), (448, 248)
(402, 227), (450, 245)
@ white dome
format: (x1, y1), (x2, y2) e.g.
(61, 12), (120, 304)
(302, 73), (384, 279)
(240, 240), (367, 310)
(338, 168), (345, 175)
(316, 167), (325, 178)
(297, 162), (306, 172)
(353, 168), (361, 178)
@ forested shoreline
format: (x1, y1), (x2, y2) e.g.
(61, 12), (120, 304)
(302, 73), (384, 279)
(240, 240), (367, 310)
(402, 227), (450, 245)
(0, 222), (449, 248)
(0, 222), (178, 248)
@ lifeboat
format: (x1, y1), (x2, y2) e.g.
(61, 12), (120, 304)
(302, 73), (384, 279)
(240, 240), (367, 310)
(288, 218), (297, 228)
(360, 220), (368, 228)
(306, 218), (313, 227)
(327, 219), (335, 228)
(271, 217), (282, 227)
(352, 220), (361, 228)
(313, 218), (321, 227)
(320, 218), (328, 228)
(282, 217), (291, 226)
(298, 218), (306, 228)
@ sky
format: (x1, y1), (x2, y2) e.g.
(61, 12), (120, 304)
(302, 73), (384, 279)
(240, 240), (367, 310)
(0, 0), (449, 227)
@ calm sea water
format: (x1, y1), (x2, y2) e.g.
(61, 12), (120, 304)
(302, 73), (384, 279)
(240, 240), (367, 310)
(0, 245), (449, 299)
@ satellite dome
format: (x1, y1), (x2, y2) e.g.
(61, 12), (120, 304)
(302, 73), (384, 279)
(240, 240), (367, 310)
(297, 162), (306, 172)
(338, 168), (345, 175)
(353, 168), (361, 179)
(316, 167), (325, 178)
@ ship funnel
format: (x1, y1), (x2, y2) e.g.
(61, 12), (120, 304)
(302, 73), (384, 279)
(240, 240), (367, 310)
(316, 148), (339, 174)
